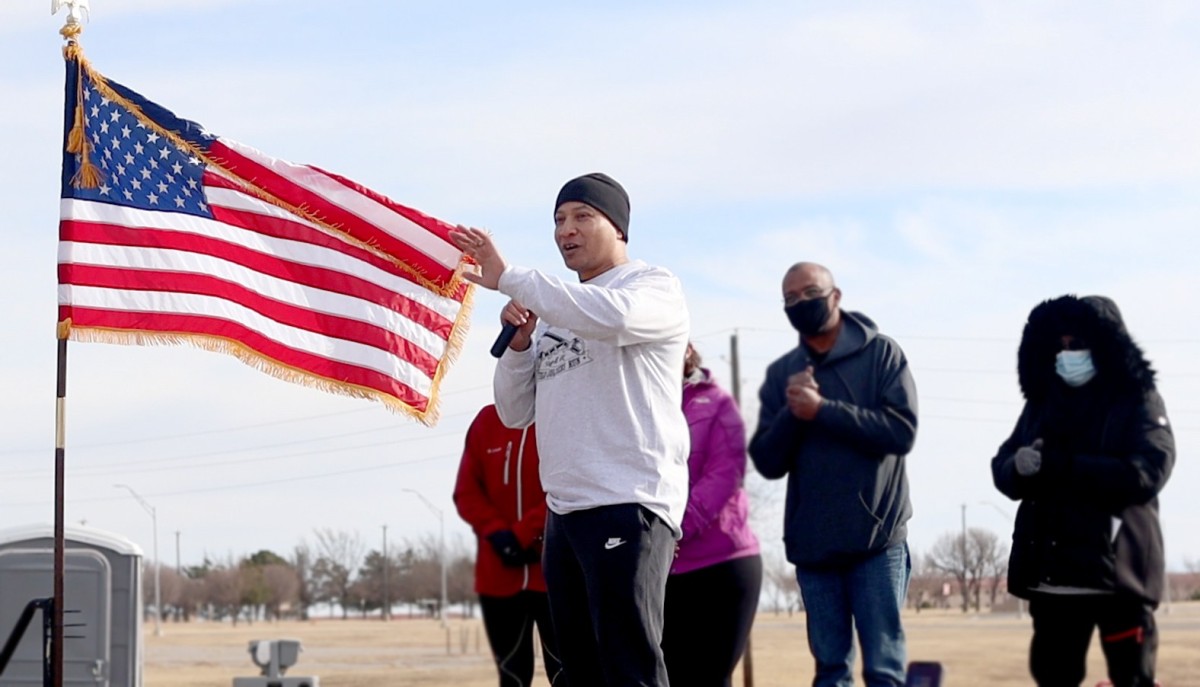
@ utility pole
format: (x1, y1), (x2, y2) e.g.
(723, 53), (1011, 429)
(174, 530), (181, 574)
(729, 329), (741, 406)
(382, 524), (390, 622)
(961, 503), (968, 611)
(731, 330), (754, 687)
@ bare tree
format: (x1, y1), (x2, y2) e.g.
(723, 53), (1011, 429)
(204, 564), (244, 624)
(761, 554), (800, 616)
(907, 550), (948, 613)
(152, 565), (185, 621)
(402, 535), (445, 618)
(927, 531), (975, 613)
(312, 528), (365, 619)
(970, 529), (1009, 610)
(261, 563), (301, 620)
(927, 527), (1009, 612)
(290, 543), (319, 620)
(446, 536), (476, 618)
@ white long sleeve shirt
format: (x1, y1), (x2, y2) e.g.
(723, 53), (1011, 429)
(493, 260), (691, 536)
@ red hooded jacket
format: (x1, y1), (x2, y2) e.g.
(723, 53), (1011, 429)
(453, 405), (548, 596)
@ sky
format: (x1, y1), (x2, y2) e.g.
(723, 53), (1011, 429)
(1, 1), (1198, 574)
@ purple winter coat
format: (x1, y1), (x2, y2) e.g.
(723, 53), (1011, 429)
(672, 368), (761, 575)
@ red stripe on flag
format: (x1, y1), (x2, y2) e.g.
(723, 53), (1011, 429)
(60, 220), (457, 340)
(59, 263), (442, 378)
(314, 166), (455, 244)
(60, 305), (430, 412)
(205, 172), (445, 289)
(210, 142), (457, 288)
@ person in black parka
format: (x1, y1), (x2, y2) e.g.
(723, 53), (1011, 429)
(992, 294), (1174, 687)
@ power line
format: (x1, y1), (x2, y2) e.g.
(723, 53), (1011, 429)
(0, 421), (474, 481)
(0, 384), (492, 457)
(0, 451), (458, 508)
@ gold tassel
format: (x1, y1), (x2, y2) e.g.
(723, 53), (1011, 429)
(71, 151), (102, 189)
(65, 92), (86, 155)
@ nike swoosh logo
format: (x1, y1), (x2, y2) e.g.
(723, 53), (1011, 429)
(604, 538), (627, 550)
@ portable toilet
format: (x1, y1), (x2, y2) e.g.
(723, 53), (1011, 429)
(0, 524), (143, 686)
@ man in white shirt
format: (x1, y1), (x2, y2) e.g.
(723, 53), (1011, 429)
(450, 173), (690, 687)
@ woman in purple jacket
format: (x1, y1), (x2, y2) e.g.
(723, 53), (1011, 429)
(662, 343), (763, 687)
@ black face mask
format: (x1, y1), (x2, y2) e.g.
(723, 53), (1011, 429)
(785, 295), (831, 336)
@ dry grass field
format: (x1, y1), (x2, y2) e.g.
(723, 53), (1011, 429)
(145, 602), (1200, 686)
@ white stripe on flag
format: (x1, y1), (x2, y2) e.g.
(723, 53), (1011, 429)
(62, 198), (464, 321)
(219, 139), (462, 271)
(59, 283), (434, 395)
(61, 241), (450, 361)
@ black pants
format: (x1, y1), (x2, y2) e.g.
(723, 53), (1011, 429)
(662, 554), (763, 687)
(479, 590), (565, 686)
(543, 504), (675, 687)
(1028, 594), (1157, 687)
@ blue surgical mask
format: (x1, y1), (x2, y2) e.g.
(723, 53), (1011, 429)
(1056, 349), (1096, 387)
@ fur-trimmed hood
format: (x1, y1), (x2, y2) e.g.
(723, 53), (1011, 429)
(1017, 295), (1156, 401)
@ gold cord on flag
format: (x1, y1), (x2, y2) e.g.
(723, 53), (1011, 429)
(62, 24), (102, 189)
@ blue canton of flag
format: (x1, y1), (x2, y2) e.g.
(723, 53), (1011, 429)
(71, 76), (211, 218)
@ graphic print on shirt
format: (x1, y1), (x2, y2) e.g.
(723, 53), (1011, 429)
(536, 330), (592, 381)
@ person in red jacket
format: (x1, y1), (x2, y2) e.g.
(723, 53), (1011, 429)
(454, 404), (563, 687)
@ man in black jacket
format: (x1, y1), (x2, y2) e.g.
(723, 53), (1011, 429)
(749, 262), (918, 687)
(992, 294), (1174, 687)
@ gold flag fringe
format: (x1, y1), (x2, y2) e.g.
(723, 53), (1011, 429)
(69, 54), (473, 301)
(58, 321), (473, 427)
(419, 281), (476, 424)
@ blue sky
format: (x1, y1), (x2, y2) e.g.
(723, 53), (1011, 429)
(2, 1), (1198, 573)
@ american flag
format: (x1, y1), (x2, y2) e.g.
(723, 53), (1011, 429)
(58, 57), (473, 425)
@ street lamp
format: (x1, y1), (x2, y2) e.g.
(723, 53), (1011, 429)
(977, 500), (1013, 522)
(402, 489), (447, 627)
(114, 484), (161, 636)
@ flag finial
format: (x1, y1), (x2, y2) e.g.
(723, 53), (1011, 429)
(53, 0), (90, 42)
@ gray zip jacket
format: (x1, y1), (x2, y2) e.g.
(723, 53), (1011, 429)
(493, 260), (691, 536)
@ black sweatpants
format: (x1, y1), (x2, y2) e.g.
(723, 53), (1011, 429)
(1028, 594), (1158, 687)
(662, 554), (763, 687)
(542, 504), (676, 687)
(479, 590), (564, 686)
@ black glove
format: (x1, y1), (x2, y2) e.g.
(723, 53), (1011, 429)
(523, 537), (544, 565)
(486, 530), (525, 567)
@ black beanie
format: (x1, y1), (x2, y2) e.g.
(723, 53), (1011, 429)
(554, 173), (630, 242)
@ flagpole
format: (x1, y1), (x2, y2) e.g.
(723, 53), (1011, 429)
(52, 336), (67, 687)
(53, 5), (92, 685)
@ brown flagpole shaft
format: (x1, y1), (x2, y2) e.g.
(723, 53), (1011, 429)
(53, 336), (67, 687)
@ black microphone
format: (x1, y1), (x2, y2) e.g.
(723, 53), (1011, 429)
(490, 322), (519, 358)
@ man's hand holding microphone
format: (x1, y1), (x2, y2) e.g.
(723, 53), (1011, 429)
(448, 225), (538, 358)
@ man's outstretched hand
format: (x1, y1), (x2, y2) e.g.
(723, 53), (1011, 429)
(449, 225), (507, 290)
